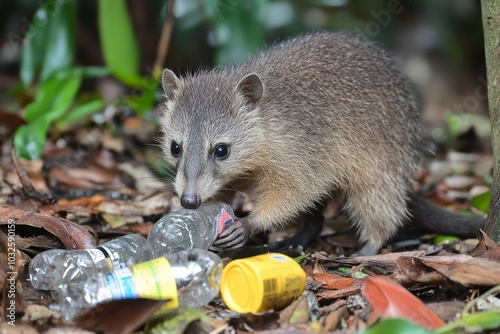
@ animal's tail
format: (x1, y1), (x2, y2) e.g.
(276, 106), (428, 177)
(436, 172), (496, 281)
(407, 194), (485, 237)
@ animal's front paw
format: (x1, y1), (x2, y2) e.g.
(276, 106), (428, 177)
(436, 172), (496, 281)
(211, 220), (251, 251)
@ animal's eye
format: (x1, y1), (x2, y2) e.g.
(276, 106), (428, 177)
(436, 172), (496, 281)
(214, 144), (229, 159)
(170, 141), (181, 157)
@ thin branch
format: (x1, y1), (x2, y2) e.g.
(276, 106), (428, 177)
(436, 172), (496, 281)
(153, 0), (176, 77)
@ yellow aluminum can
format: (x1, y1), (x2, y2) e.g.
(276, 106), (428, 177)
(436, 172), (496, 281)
(220, 253), (306, 313)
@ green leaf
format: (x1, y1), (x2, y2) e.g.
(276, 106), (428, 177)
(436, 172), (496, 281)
(98, 0), (142, 86)
(432, 235), (460, 245)
(293, 253), (310, 263)
(20, 4), (51, 87)
(471, 191), (490, 213)
(39, 0), (76, 82)
(144, 307), (210, 334)
(436, 311), (500, 334)
(461, 311), (500, 332)
(14, 119), (50, 160)
(56, 99), (104, 127)
(444, 110), (463, 138)
(24, 68), (82, 123)
(80, 66), (111, 77)
(20, 0), (76, 87)
(20, 38), (36, 88)
(359, 318), (435, 334)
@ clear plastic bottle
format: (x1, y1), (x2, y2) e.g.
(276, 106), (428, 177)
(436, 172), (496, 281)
(56, 249), (223, 319)
(29, 234), (151, 290)
(147, 202), (235, 258)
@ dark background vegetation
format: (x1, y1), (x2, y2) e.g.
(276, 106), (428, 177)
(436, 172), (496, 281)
(0, 0), (488, 141)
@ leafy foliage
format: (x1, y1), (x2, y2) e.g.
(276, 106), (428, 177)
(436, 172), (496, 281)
(471, 191), (491, 213)
(15, 0), (160, 159)
(359, 318), (434, 334)
(98, 0), (142, 86)
(201, 0), (267, 65)
(15, 0), (270, 160)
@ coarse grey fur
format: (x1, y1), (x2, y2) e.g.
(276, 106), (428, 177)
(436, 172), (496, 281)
(160, 31), (422, 249)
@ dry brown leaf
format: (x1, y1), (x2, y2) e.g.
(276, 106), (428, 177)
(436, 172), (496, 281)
(320, 250), (427, 277)
(278, 292), (315, 325)
(394, 256), (447, 286)
(0, 204), (96, 249)
(74, 299), (165, 334)
(426, 301), (466, 322)
(312, 260), (328, 275)
(94, 197), (165, 216)
(48, 157), (130, 191)
(417, 254), (472, 271)
(59, 195), (165, 218)
(442, 258), (500, 286)
(329, 250), (426, 267)
(319, 302), (348, 332)
(316, 284), (362, 301)
(13, 156), (50, 195)
(49, 166), (100, 189)
(418, 255), (500, 286)
(13, 235), (62, 253)
(471, 230), (500, 261)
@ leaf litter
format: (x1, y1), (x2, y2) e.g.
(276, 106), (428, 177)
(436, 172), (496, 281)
(0, 112), (499, 333)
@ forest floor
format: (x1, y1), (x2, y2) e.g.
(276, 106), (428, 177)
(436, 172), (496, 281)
(1, 109), (499, 334)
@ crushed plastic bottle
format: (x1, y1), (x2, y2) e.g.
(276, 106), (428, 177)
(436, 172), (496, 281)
(147, 202), (235, 258)
(29, 234), (151, 290)
(56, 249), (223, 319)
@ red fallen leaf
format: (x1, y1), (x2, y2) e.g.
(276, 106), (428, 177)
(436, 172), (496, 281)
(313, 273), (363, 290)
(362, 275), (445, 329)
(314, 273), (363, 302)
(0, 204), (96, 250)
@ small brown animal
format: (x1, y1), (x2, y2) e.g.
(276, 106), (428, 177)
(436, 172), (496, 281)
(159, 32), (480, 253)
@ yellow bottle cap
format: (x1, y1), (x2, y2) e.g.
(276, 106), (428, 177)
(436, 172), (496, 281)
(220, 253), (306, 313)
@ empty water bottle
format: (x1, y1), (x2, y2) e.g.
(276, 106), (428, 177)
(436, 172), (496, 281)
(147, 202), (235, 258)
(56, 249), (223, 319)
(29, 234), (151, 290)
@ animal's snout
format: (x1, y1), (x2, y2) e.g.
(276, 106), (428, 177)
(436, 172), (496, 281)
(180, 193), (201, 209)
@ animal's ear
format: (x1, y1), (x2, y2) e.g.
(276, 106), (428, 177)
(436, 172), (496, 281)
(234, 73), (263, 106)
(162, 69), (180, 100)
